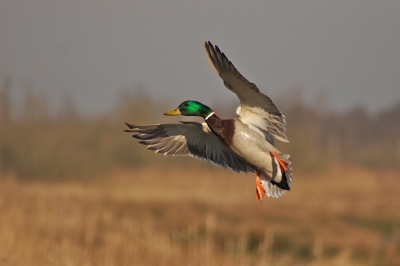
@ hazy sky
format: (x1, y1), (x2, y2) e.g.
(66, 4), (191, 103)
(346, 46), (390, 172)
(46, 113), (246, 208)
(1, 1), (400, 116)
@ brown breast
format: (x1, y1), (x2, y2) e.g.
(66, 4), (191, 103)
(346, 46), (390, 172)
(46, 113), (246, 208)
(205, 114), (235, 146)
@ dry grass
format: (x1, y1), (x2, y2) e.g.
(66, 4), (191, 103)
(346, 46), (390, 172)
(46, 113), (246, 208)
(0, 166), (399, 266)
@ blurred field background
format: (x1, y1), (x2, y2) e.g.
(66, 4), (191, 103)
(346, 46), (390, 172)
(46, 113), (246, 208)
(1, 78), (400, 265)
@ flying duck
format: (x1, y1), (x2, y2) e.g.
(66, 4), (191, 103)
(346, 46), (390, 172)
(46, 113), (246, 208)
(125, 41), (292, 200)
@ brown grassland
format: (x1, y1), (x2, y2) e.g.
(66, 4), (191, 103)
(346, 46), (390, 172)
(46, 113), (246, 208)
(0, 165), (399, 266)
(1, 83), (400, 265)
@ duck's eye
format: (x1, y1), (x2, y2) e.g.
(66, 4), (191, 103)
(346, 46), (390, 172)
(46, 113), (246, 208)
(183, 103), (189, 107)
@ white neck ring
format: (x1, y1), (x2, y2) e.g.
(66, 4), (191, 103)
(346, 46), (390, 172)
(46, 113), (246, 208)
(205, 112), (215, 120)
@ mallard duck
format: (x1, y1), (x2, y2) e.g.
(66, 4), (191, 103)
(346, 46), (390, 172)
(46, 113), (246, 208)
(125, 41), (292, 201)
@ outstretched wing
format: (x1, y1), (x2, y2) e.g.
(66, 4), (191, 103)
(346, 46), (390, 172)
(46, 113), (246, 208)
(204, 41), (289, 143)
(125, 122), (254, 173)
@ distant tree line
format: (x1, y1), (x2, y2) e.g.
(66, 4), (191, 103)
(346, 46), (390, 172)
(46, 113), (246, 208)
(1, 75), (399, 180)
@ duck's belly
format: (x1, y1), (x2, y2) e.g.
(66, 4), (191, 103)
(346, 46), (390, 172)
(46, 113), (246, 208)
(229, 124), (278, 179)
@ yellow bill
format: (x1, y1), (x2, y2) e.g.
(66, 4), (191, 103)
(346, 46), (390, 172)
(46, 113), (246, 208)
(164, 108), (182, 116)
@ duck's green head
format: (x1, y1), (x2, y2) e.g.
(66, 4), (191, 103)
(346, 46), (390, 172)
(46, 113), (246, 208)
(164, 101), (213, 118)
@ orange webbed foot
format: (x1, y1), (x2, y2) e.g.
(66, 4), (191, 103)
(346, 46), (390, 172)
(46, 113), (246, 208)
(255, 172), (266, 201)
(270, 151), (288, 172)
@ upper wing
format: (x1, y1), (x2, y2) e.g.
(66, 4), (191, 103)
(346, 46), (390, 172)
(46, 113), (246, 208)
(204, 41), (289, 143)
(125, 122), (254, 173)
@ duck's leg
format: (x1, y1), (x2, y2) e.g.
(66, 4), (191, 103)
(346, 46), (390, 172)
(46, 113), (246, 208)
(270, 152), (288, 172)
(255, 171), (266, 201)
